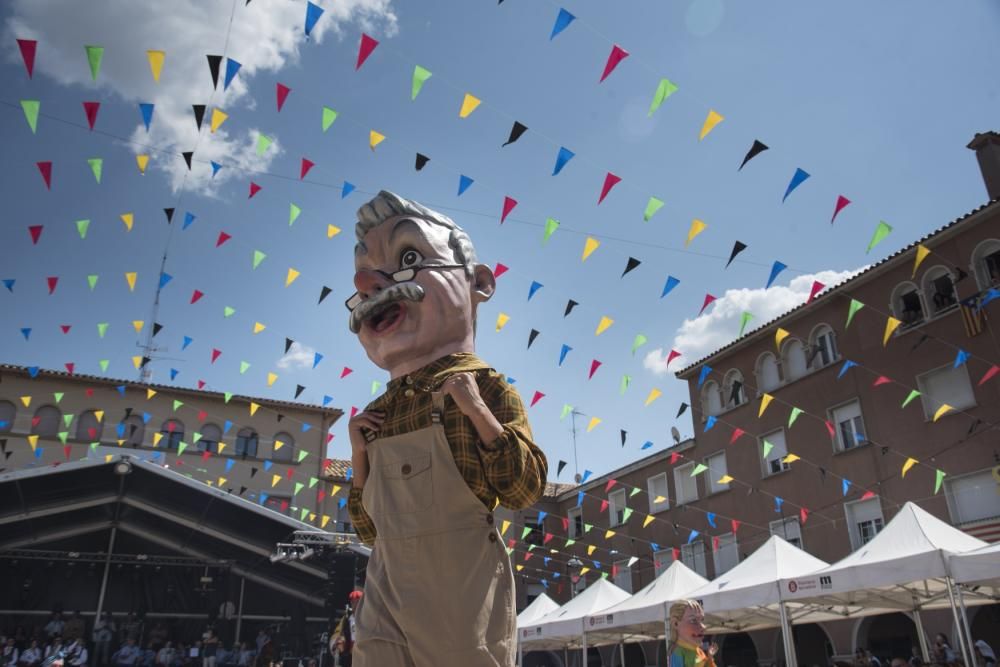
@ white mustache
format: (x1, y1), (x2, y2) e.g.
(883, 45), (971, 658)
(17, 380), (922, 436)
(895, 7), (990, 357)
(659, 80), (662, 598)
(349, 282), (425, 333)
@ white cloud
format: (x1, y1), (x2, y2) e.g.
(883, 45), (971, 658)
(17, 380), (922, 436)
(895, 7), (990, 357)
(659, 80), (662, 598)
(644, 267), (868, 375)
(5, 0), (397, 194)
(277, 342), (318, 370)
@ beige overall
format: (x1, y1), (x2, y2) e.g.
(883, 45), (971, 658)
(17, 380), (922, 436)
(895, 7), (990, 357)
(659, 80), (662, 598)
(354, 392), (515, 667)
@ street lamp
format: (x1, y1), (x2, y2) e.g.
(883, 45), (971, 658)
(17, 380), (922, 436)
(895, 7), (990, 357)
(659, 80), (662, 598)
(566, 557), (583, 598)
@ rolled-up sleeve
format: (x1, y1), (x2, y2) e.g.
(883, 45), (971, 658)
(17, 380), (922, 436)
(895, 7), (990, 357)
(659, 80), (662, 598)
(347, 488), (377, 546)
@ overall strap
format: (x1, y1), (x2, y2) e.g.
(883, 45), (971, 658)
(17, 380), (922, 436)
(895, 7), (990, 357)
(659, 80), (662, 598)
(430, 391), (446, 423)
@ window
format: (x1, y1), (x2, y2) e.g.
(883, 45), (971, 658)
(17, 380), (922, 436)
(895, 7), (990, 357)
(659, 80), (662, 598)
(264, 495), (292, 516)
(613, 559), (633, 593)
(722, 370), (746, 408)
(524, 519), (544, 546)
(647, 473), (669, 513)
(808, 325), (839, 369)
(945, 470), (1000, 526)
(830, 400), (867, 451)
(972, 239), (1000, 290)
(235, 427), (259, 457)
(922, 266), (958, 315)
(701, 381), (723, 417)
(713, 532), (739, 576)
(32, 406), (61, 438)
(160, 419), (184, 449)
(760, 429), (790, 477)
(891, 282), (925, 329)
(756, 352), (781, 393)
(705, 451), (729, 494)
(609, 488), (627, 527)
(567, 506), (583, 539)
(197, 423), (223, 454)
(674, 462), (698, 505)
(681, 541), (707, 578)
(0, 401), (16, 432)
(75, 410), (104, 442)
(271, 432), (295, 462)
(917, 364), (976, 420)
(769, 517), (803, 549)
(845, 497), (885, 549)
(653, 548), (673, 577)
(781, 339), (808, 382)
(120, 415), (145, 447)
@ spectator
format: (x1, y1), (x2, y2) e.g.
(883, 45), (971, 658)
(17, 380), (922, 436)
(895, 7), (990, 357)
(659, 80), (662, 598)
(3, 639), (19, 667)
(66, 637), (89, 667)
(120, 616), (143, 647)
(155, 642), (176, 667)
(44, 615), (65, 641)
(235, 644), (253, 667)
(64, 614), (86, 643)
(908, 646), (924, 667)
(867, 650), (883, 667)
(201, 631), (218, 667)
(112, 639), (142, 667)
(933, 634), (957, 666)
(44, 638), (65, 662)
(17, 640), (41, 667)
(891, 659), (908, 667)
(93, 613), (116, 667)
(976, 640), (997, 667)
(188, 641), (202, 666)
(330, 637), (350, 667)
(147, 625), (167, 654)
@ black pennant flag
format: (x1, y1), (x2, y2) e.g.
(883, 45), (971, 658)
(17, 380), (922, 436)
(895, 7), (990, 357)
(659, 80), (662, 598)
(527, 329), (540, 349)
(238, 485), (247, 495)
(140, 356), (151, 368)
(249, 468), (258, 479)
(182, 151), (193, 170)
(0, 439), (6, 453)
(415, 153), (430, 171)
(164, 208), (175, 224)
(564, 299), (578, 317)
(556, 460), (567, 477)
(726, 241), (748, 268)
(276, 413), (284, 422)
(676, 402), (689, 418)
(124, 408), (133, 418)
(152, 322), (163, 337)
(207, 55), (223, 89)
(192, 104), (206, 131)
(622, 257), (641, 277)
(503, 121), (528, 146)
(284, 337), (294, 353)
(294, 384), (305, 399)
(319, 286), (332, 304)
(620, 430), (627, 447)
(738, 139), (769, 170)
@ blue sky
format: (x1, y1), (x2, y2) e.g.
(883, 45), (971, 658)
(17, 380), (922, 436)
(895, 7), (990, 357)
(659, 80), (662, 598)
(2, 0), (998, 481)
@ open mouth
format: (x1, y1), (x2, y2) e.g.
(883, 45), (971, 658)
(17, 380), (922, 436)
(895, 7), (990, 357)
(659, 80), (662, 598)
(364, 301), (406, 335)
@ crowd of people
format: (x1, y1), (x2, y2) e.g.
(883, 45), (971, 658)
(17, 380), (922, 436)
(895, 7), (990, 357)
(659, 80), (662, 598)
(844, 634), (997, 667)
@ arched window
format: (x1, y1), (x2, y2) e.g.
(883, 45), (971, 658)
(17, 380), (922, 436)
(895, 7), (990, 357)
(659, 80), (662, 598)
(75, 410), (104, 442)
(891, 281), (925, 328)
(756, 353), (781, 393)
(160, 419), (185, 449)
(808, 324), (839, 369)
(236, 427), (258, 458)
(781, 339), (807, 383)
(119, 415), (145, 447)
(922, 266), (957, 315)
(32, 405), (61, 438)
(0, 401), (16, 433)
(700, 381), (723, 418)
(722, 370), (746, 409)
(272, 432), (295, 462)
(971, 239), (1000, 290)
(198, 423), (223, 454)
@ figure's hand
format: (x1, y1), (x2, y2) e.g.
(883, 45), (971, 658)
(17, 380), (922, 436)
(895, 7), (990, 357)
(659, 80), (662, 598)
(348, 410), (383, 488)
(708, 643), (719, 657)
(440, 372), (486, 416)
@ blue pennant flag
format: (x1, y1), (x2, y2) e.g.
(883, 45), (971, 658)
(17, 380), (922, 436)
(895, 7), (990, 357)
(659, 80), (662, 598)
(170, 369), (179, 380)
(457, 175), (474, 196)
(263, 460), (273, 472)
(312, 352), (323, 369)
(782, 168), (810, 202)
(576, 491), (584, 507)
(338, 498), (347, 509)
(661, 275), (680, 298)
(706, 512), (717, 528)
(341, 181), (356, 198)
(766, 261), (787, 289)
(181, 336), (193, 350)
(528, 281), (543, 301)
(116, 385), (126, 396)
(223, 419), (233, 434)
(138, 103), (154, 132)
(159, 272), (173, 288)
(550, 8), (576, 39)
(116, 423), (126, 438)
(223, 58), (242, 90)
(552, 146), (575, 175)
(301, 423), (312, 432)
(322, 395), (333, 407)
(20, 328), (31, 341)
(506, 377), (516, 385)
(704, 415), (717, 431)
(837, 360), (857, 379)
(774, 497), (784, 512)
(2, 279), (14, 292)
(259, 493), (268, 505)
(182, 212), (195, 230)
(559, 344), (572, 366)
(346, 467), (352, 480)
(697, 365), (712, 388)
(304, 1), (324, 36)
(28, 367), (40, 378)
(541, 579), (548, 589)
(537, 511), (547, 523)
(641, 441), (653, 450)
(225, 459), (235, 473)
(954, 349), (970, 368)
(687, 529), (699, 544)
(211, 161), (222, 177)
(581, 469), (592, 483)
(142, 412), (152, 424)
(35, 447), (43, 459)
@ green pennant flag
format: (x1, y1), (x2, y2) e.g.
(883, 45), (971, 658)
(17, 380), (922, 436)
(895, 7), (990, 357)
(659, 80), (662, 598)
(85, 45), (104, 81)
(177, 441), (188, 455)
(691, 463), (708, 476)
(289, 203), (301, 226)
(739, 311), (754, 336)
(90, 442), (99, 451)
(506, 547), (514, 556)
(619, 375), (631, 395)
(239, 361), (250, 374)
(21, 100), (39, 133)
(788, 407), (803, 428)
(584, 523), (593, 533)
(253, 250), (266, 269)
(223, 306), (235, 318)
(648, 78), (678, 116)
(543, 217), (560, 244)
(934, 469), (946, 494)
(560, 404), (573, 420)
(76, 219), (91, 239)
(309, 476), (319, 488)
(173, 400), (183, 411)
(521, 526), (532, 540)
(294, 482), (304, 496)
(321, 106), (338, 132)
(601, 572), (609, 580)
(371, 380), (381, 395)
(224, 392), (233, 403)
(762, 440), (774, 458)
(643, 196), (664, 222)
(846, 299), (865, 329)
(622, 507), (634, 523)
(527, 544), (536, 552)
(99, 359), (109, 372)
(297, 450), (308, 463)
(300, 507), (309, 520)
(88, 158), (103, 183)
(866, 221), (893, 253)
(256, 134), (273, 156)
(565, 539), (576, 547)
(88, 275), (99, 291)
(631, 334), (648, 355)
(58, 431), (69, 444)
(412, 65), (432, 100)
(53, 392), (64, 404)
(193, 431), (202, 443)
(630, 487), (641, 497)
(63, 414), (74, 428)
(902, 390), (921, 408)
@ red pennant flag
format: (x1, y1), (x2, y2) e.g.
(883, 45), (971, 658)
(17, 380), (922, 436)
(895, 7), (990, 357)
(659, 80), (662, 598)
(807, 281), (825, 304)
(280, 500), (289, 512)
(588, 359), (602, 379)
(64, 445), (72, 460)
(211, 348), (222, 363)
(197, 380), (206, 389)
(666, 349), (681, 366)
(65, 363), (75, 374)
(201, 450), (212, 461)
(60, 325), (71, 334)
(712, 536), (720, 552)
(190, 289), (204, 304)
(300, 158), (315, 179)
(670, 451), (680, 465)
(598, 172), (622, 204)
(501, 196), (517, 224)
(83, 101), (100, 130)
(530, 391), (544, 407)
(729, 428), (745, 444)
(730, 519), (741, 533)
(830, 195), (851, 224)
(276, 83), (291, 111)
(32, 417), (41, 428)
(47, 276), (58, 294)
(872, 376), (892, 387)
(799, 507), (809, 524)
(17, 39), (37, 78)
(197, 410), (207, 422)
(215, 231), (231, 247)
(611, 564), (618, 578)
(605, 479), (617, 493)
(317, 489), (326, 503)
(37, 161), (52, 189)
(979, 365), (1000, 386)
(286, 467), (294, 480)
(494, 262), (509, 278)
(860, 491), (876, 500)
(341, 367), (353, 378)
(349, 406), (359, 419)
(561, 517), (569, 532)
(29, 225), (43, 244)
(825, 420), (835, 439)
(600, 44), (629, 82)
(85, 388), (94, 398)
(600, 499), (609, 513)
(248, 181), (262, 198)
(356, 34), (379, 70)
(543, 532), (553, 545)
(671, 547), (680, 561)
(326, 433), (334, 444)
(699, 293), (716, 315)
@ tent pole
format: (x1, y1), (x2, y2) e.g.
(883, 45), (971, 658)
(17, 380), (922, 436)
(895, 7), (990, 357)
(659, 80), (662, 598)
(664, 601), (670, 663)
(911, 606), (930, 662)
(954, 584), (976, 665)
(945, 578), (972, 667)
(582, 623), (588, 667)
(234, 576), (246, 644)
(778, 603), (797, 667)
(517, 639), (522, 667)
(94, 526), (117, 622)
(619, 640), (625, 666)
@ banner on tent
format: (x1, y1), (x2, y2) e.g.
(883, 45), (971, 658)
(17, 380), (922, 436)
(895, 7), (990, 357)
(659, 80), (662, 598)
(786, 575), (833, 594)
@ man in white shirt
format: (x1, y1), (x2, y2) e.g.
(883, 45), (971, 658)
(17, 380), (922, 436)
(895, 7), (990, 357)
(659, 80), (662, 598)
(67, 639), (88, 667)
(44, 615), (65, 641)
(18, 640), (42, 667)
(2, 639), (19, 667)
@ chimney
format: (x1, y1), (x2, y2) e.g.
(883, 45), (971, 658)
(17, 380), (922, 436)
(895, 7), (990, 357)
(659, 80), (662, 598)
(967, 132), (1000, 201)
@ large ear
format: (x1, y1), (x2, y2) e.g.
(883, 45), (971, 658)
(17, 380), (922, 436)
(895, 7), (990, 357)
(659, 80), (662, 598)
(471, 263), (496, 304)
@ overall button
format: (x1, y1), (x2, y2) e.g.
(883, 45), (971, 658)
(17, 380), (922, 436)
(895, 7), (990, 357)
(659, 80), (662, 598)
(404, 388), (415, 398)
(401, 463), (412, 475)
(405, 376), (414, 385)
(486, 514), (494, 525)
(488, 533), (498, 543)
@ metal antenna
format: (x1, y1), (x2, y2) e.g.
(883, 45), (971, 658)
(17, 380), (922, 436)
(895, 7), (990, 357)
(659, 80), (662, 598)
(570, 409), (586, 483)
(136, 249), (170, 382)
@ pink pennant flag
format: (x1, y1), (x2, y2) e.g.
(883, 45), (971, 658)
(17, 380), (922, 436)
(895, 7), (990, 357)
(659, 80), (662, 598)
(860, 491), (876, 500)
(605, 479), (617, 493)
(65, 362), (75, 374)
(588, 359), (602, 379)
(598, 172), (621, 204)
(873, 376), (892, 387)
(47, 276), (58, 294)
(561, 517), (569, 532)
(211, 348), (222, 363)
(300, 158), (315, 179)
(356, 34), (379, 70)
(670, 451), (680, 465)
(349, 406), (359, 419)
(29, 225), (43, 244)
(666, 349), (681, 366)
(37, 161), (52, 189)
(60, 325), (71, 334)
(979, 365), (1000, 386)
(730, 519), (741, 533)
(800, 507), (809, 524)
(248, 181), (262, 198)
(64, 445), (72, 460)
(699, 293), (716, 315)
(729, 428), (745, 444)
(201, 450), (212, 462)
(530, 390), (544, 407)
(494, 262), (509, 278)
(600, 44), (629, 82)
(830, 195), (851, 224)
(825, 420), (835, 439)
(600, 499), (609, 513)
(17, 39), (37, 78)
(83, 101), (100, 130)
(807, 281), (825, 303)
(712, 536), (720, 552)
(276, 83), (291, 112)
(190, 289), (204, 304)
(501, 196), (517, 224)
(672, 547), (680, 561)
(215, 231), (232, 247)
(340, 367), (353, 378)
(197, 380), (206, 389)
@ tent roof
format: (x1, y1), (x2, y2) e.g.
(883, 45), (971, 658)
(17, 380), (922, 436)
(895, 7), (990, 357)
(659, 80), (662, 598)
(949, 542), (1000, 585)
(518, 578), (630, 649)
(517, 593), (560, 628)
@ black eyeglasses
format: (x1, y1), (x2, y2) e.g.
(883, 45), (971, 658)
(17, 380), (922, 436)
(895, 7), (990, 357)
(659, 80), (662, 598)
(344, 264), (464, 311)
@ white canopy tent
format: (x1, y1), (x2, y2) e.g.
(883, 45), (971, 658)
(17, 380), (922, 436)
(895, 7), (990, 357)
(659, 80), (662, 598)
(517, 593), (561, 667)
(949, 542), (1000, 586)
(519, 578), (631, 656)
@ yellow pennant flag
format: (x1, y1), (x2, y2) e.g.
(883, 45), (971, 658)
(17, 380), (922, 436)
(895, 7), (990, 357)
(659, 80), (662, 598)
(125, 272), (137, 292)
(587, 545), (597, 556)
(582, 236), (600, 261)
(105, 454), (114, 463)
(912, 244), (930, 278)
(586, 416), (602, 432)
(132, 320), (144, 334)
(20, 396), (32, 408)
(94, 410), (104, 422)
(595, 316), (614, 335)
(249, 402), (260, 416)
(685, 219), (707, 247)
(331, 485), (342, 495)
(495, 312), (510, 332)
(369, 130), (385, 151)
(643, 514), (655, 528)
(932, 404), (953, 422)
(321, 515), (331, 529)
(775, 327), (790, 351)
(782, 453), (801, 464)
(210, 108), (228, 133)
(644, 388), (662, 406)
(459, 93), (481, 118)
(605, 530), (616, 540)
(654, 496), (667, 504)
(883, 316), (902, 346)
(153, 432), (163, 447)
(274, 439), (284, 450)
(272, 474), (281, 488)
(121, 213), (134, 231)
(146, 50), (165, 82)
(759, 393), (774, 417)
(218, 477), (227, 487)
(218, 443), (227, 455)
(253, 322), (266, 334)
(267, 372), (278, 387)
(717, 474), (734, 484)
(28, 434), (39, 451)
(285, 268), (300, 287)
(579, 566), (590, 576)
(515, 564), (524, 572)
(131, 356), (142, 369)
(146, 388), (157, 400)
(327, 224), (341, 239)
(501, 519), (511, 536)
(699, 109), (724, 140)
(309, 513), (317, 522)
(901, 457), (919, 477)
(136, 154), (149, 174)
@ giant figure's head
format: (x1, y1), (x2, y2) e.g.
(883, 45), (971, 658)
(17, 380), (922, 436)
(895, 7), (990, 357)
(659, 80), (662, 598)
(347, 191), (496, 377)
